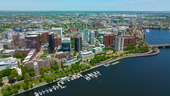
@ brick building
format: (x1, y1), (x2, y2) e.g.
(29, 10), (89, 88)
(24, 58), (58, 76)
(123, 36), (136, 46)
(18, 39), (26, 48)
(54, 37), (61, 47)
(42, 32), (49, 44)
(70, 28), (78, 32)
(55, 51), (71, 59)
(103, 34), (115, 47)
(25, 35), (41, 52)
(12, 35), (19, 46)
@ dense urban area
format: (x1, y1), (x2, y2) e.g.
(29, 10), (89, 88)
(0, 11), (169, 96)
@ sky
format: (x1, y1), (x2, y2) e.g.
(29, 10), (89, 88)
(0, 0), (170, 11)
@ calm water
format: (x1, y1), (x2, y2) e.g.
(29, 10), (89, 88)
(17, 48), (170, 96)
(145, 29), (170, 44)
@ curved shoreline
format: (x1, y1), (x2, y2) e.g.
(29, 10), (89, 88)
(13, 48), (160, 96)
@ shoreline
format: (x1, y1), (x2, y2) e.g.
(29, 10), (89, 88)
(13, 48), (160, 96)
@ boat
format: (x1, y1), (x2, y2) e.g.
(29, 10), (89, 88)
(103, 63), (110, 67)
(42, 90), (45, 94)
(45, 89), (49, 93)
(55, 85), (59, 89)
(146, 29), (150, 32)
(110, 61), (120, 65)
(61, 81), (65, 85)
(94, 74), (98, 78)
(49, 88), (53, 92)
(53, 86), (57, 90)
(38, 91), (42, 95)
(34, 92), (39, 96)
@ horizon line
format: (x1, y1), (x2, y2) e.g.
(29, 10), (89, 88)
(0, 10), (170, 12)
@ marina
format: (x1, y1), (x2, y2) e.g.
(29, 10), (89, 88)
(34, 71), (101, 96)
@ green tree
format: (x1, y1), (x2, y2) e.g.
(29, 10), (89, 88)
(17, 75), (23, 81)
(8, 74), (15, 79)
(73, 51), (77, 56)
(54, 64), (59, 70)
(11, 69), (18, 76)
(29, 71), (35, 77)
(23, 83), (29, 90)
(13, 88), (18, 94)
(24, 73), (30, 78)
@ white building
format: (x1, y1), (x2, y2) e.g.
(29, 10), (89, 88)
(51, 28), (62, 36)
(0, 57), (18, 71)
(89, 31), (95, 45)
(114, 36), (124, 51)
(78, 50), (94, 61)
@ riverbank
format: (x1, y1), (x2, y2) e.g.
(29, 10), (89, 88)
(12, 48), (159, 96)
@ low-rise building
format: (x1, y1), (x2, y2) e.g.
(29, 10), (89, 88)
(22, 49), (37, 64)
(124, 36), (136, 45)
(55, 51), (71, 59)
(92, 47), (105, 55)
(78, 50), (94, 61)
(63, 55), (79, 66)
(0, 57), (18, 71)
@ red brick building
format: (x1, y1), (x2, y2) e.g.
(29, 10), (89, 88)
(55, 52), (71, 59)
(15, 49), (30, 55)
(123, 36), (136, 46)
(24, 58), (60, 76)
(54, 37), (61, 47)
(103, 34), (115, 47)
(70, 28), (78, 32)
(12, 35), (19, 46)
(42, 32), (49, 44)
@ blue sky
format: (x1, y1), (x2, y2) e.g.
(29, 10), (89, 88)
(0, 0), (170, 11)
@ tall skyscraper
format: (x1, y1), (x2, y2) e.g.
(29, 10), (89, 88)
(114, 36), (124, 51)
(74, 33), (82, 52)
(61, 37), (71, 52)
(89, 31), (95, 45)
(80, 30), (88, 41)
(25, 35), (40, 52)
(48, 32), (55, 53)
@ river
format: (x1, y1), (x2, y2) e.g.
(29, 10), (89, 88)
(17, 30), (170, 96)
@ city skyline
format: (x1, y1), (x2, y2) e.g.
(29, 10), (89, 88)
(0, 0), (170, 11)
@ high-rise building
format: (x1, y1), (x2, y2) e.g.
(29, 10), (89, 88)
(42, 32), (49, 44)
(74, 33), (82, 52)
(80, 30), (88, 41)
(54, 37), (61, 47)
(51, 28), (62, 37)
(61, 37), (71, 52)
(12, 35), (19, 46)
(48, 32), (55, 53)
(103, 34), (115, 47)
(25, 35), (41, 52)
(114, 36), (124, 51)
(89, 31), (95, 45)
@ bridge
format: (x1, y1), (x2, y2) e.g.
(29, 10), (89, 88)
(149, 44), (170, 48)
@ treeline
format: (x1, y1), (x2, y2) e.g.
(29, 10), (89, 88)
(90, 55), (111, 65)
(13, 52), (28, 62)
